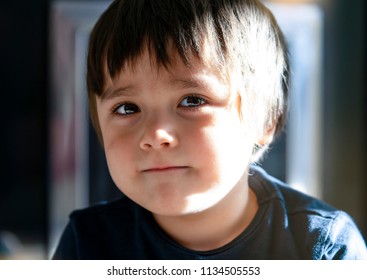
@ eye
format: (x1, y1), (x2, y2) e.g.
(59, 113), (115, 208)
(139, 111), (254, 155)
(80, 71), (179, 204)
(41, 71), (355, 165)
(179, 95), (207, 108)
(113, 103), (140, 115)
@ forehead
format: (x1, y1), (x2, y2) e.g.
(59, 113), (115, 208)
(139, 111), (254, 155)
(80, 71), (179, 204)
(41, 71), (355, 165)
(101, 45), (230, 97)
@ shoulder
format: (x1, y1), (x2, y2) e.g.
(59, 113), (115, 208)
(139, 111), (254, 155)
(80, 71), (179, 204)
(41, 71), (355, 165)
(53, 196), (144, 259)
(249, 165), (336, 216)
(249, 165), (367, 259)
(321, 211), (367, 259)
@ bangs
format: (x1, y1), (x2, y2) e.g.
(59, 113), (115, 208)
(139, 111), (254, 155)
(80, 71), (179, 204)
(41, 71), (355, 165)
(87, 0), (290, 143)
(87, 0), (217, 96)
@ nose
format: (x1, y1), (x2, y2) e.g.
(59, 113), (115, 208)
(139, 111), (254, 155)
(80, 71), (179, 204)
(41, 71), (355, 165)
(139, 125), (178, 151)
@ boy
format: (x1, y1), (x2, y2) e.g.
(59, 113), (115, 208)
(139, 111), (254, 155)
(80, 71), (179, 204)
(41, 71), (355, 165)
(53, 0), (367, 259)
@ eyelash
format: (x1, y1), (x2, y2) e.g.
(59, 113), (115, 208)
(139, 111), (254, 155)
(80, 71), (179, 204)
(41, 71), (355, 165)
(112, 103), (140, 116)
(111, 95), (208, 116)
(179, 95), (208, 108)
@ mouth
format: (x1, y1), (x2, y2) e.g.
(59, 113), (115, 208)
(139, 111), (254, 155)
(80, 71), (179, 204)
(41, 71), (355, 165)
(142, 166), (190, 173)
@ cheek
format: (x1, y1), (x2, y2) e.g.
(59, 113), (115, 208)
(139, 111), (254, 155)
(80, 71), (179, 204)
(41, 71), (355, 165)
(209, 111), (252, 151)
(103, 131), (137, 182)
(203, 114), (254, 175)
(217, 128), (251, 167)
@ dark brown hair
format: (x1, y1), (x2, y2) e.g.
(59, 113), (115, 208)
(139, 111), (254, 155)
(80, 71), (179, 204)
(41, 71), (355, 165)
(87, 0), (289, 152)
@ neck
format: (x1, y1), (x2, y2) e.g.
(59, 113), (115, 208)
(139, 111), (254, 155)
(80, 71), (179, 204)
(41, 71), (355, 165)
(152, 179), (258, 251)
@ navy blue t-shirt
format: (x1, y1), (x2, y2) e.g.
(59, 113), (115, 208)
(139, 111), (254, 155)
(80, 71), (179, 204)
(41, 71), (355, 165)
(53, 166), (367, 259)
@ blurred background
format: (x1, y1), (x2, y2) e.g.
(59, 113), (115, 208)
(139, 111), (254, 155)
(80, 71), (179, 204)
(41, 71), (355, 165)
(0, 0), (366, 259)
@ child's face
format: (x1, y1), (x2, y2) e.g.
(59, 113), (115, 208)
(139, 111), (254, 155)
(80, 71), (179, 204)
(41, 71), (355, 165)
(96, 49), (256, 217)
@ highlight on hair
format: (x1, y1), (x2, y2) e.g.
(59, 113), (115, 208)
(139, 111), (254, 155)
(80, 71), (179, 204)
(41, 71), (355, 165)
(87, 0), (289, 160)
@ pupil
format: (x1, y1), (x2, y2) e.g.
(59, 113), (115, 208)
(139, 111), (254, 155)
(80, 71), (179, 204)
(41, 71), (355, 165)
(187, 96), (200, 106)
(124, 104), (137, 114)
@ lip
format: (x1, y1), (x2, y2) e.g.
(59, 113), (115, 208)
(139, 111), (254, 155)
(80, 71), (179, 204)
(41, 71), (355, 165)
(142, 166), (189, 173)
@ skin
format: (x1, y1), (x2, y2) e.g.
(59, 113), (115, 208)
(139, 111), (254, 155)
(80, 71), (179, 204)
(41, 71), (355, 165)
(96, 48), (274, 251)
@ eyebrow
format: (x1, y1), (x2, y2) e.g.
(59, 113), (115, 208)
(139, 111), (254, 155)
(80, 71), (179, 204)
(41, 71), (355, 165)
(99, 77), (208, 103)
(100, 86), (135, 103)
(169, 78), (202, 89)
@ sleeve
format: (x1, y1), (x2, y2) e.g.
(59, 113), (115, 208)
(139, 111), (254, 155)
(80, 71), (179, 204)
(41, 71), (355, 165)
(52, 222), (78, 260)
(322, 212), (367, 260)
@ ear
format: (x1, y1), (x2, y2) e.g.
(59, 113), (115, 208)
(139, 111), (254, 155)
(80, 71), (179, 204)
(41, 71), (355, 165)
(258, 123), (276, 146)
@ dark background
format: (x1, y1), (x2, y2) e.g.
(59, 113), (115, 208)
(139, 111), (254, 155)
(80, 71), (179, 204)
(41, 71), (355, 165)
(0, 0), (48, 247)
(0, 0), (366, 258)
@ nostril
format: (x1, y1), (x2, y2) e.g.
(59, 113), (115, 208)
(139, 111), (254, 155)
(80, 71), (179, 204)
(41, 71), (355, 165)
(139, 128), (178, 150)
(142, 143), (152, 150)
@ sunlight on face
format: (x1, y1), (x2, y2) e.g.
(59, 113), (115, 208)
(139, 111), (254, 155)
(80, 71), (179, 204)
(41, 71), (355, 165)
(96, 48), (257, 216)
